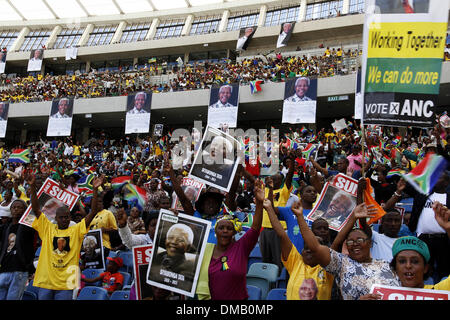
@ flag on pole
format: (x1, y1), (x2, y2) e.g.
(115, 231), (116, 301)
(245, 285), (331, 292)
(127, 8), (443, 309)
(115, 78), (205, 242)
(386, 168), (407, 179)
(111, 176), (132, 192)
(77, 174), (95, 196)
(402, 152), (448, 195)
(8, 149), (30, 164)
(301, 143), (316, 159)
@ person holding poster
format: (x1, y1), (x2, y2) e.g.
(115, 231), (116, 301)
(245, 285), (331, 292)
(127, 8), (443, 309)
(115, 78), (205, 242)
(282, 77), (317, 124)
(277, 22), (294, 48)
(27, 174), (104, 300)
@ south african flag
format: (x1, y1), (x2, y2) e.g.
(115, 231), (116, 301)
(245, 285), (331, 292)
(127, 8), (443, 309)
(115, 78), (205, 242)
(8, 149), (30, 164)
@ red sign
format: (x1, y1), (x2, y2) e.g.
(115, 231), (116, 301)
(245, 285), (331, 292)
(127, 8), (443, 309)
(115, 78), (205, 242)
(370, 284), (450, 300)
(132, 244), (153, 300)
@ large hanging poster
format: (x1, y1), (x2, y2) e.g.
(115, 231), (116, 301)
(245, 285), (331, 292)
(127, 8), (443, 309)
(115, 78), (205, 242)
(282, 77), (317, 124)
(207, 84), (239, 131)
(47, 97), (74, 137)
(125, 91), (152, 134)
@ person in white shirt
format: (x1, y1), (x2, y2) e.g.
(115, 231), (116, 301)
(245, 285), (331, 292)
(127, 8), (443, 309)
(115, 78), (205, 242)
(370, 210), (402, 261)
(127, 92), (149, 114)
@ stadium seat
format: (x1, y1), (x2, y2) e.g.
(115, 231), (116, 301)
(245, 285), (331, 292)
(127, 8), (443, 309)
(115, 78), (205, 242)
(397, 197), (413, 212)
(246, 263), (279, 299)
(247, 244), (263, 271)
(276, 267), (288, 289)
(82, 268), (105, 287)
(77, 287), (109, 300)
(246, 285), (262, 300)
(424, 276), (435, 285)
(22, 290), (37, 300)
(117, 251), (134, 273)
(110, 290), (130, 300)
(266, 288), (286, 300)
(120, 271), (132, 286)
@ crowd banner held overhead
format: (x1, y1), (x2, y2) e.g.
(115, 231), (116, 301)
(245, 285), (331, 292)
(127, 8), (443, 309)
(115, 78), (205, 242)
(189, 126), (241, 193)
(207, 83), (239, 131)
(80, 229), (105, 270)
(145, 210), (211, 298)
(362, 0), (448, 128)
(276, 21), (295, 48)
(0, 101), (9, 138)
(370, 284), (450, 300)
(47, 97), (74, 137)
(331, 118), (348, 132)
(282, 76), (317, 124)
(306, 173), (358, 231)
(19, 177), (80, 227)
(125, 91), (152, 134)
(132, 244), (154, 300)
(171, 177), (204, 212)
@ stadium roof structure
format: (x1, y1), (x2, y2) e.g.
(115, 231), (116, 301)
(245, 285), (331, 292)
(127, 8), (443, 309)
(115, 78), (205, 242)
(0, 0), (243, 21)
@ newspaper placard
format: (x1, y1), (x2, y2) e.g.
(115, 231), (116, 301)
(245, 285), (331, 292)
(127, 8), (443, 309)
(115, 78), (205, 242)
(207, 83), (239, 131)
(47, 97), (74, 137)
(370, 284), (450, 300)
(0, 101), (9, 138)
(362, 0), (448, 127)
(19, 177), (80, 227)
(282, 77), (317, 124)
(146, 209), (211, 297)
(132, 244), (154, 300)
(125, 91), (152, 134)
(27, 49), (44, 72)
(306, 173), (358, 231)
(171, 177), (205, 212)
(189, 126), (241, 192)
(80, 229), (105, 270)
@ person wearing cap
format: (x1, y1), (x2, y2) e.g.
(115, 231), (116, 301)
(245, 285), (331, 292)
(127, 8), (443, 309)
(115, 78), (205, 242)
(82, 256), (124, 295)
(0, 199), (37, 300)
(28, 174), (104, 300)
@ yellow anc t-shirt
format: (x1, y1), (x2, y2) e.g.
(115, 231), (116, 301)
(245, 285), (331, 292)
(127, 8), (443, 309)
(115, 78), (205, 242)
(88, 209), (117, 249)
(283, 247), (334, 300)
(262, 184), (292, 229)
(424, 276), (450, 291)
(32, 214), (87, 290)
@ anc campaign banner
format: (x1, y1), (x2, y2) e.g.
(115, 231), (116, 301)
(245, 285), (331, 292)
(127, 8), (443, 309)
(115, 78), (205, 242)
(362, 0), (448, 127)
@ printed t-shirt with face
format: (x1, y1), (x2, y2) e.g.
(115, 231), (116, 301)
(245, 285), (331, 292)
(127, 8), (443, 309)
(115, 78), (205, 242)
(283, 246), (333, 300)
(262, 185), (292, 229)
(32, 214), (87, 290)
(101, 271), (124, 294)
(88, 209), (117, 249)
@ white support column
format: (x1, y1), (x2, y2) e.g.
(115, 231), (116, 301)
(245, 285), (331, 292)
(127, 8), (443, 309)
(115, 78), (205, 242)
(218, 10), (230, 32)
(181, 14), (194, 36)
(78, 24), (94, 46)
(342, 0), (350, 15)
(9, 27), (30, 52)
(257, 5), (268, 27)
(111, 21), (127, 44)
(46, 25), (62, 49)
(146, 18), (160, 40)
(299, 0), (307, 22)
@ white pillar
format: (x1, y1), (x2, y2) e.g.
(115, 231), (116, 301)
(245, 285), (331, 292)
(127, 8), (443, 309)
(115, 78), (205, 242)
(218, 10), (230, 32)
(257, 5), (268, 27)
(146, 18), (160, 40)
(9, 27), (30, 52)
(46, 25), (62, 49)
(111, 21), (127, 44)
(78, 24), (94, 46)
(181, 14), (194, 36)
(299, 0), (307, 22)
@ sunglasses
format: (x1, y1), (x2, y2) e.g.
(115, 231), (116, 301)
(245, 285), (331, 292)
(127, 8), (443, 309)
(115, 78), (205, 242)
(346, 237), (368, 247)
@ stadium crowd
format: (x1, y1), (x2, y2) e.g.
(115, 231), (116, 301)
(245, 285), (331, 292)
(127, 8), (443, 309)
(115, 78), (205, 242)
(0, 47), (360, 103)
(0, 117), (448, 300)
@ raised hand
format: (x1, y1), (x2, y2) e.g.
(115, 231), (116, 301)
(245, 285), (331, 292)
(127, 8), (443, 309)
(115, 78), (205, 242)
(262, 198), (272, 209)
(92, 175), (104, 189)
(433, 202), (450, 233)
(254, 179), (265, 203)
(291, 201), (303, 218)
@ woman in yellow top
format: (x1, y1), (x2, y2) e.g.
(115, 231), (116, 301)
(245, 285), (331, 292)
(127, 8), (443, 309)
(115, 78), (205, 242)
(361, 202), (450, 299)
(88, 190), (118, 258)
(263, 198), (374, 300)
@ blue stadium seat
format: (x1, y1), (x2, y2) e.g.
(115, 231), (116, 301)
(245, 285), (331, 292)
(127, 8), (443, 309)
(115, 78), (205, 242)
(82, 268), (105, 287)
(77, 287), (109, 300)
(35, 246), (41, 257)
(117, 251), (134, 273)
(120, 271), (132, 286)
(247, 244), (262, 271)
(397, 197), (413, 212)
(246, 263), (279, 299)
(276, 267), (288, 289)
(246, 285), (262, 300)
(110, 290), (130, 300)
(424, 276), (435, 285)
(266, 288), (286, 300)
(22, 290), (37, 300)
